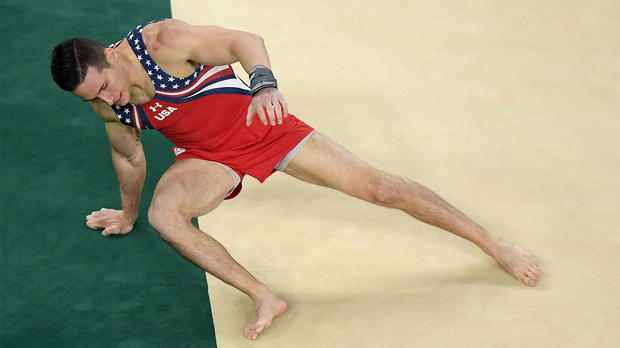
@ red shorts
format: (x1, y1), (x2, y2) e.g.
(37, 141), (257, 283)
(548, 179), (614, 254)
(173, 113), (314, 199)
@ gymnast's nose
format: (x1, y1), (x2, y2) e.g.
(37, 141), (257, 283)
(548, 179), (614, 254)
(98, 92), (114, 105)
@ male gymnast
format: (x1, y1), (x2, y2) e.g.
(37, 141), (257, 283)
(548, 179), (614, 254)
(50, 18), (541, 340)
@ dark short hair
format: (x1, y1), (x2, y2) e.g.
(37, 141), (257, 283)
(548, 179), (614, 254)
(50, 37), (110, 92)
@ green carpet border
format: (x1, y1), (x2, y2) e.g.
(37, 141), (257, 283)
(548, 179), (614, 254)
(1, 1), (217, 346)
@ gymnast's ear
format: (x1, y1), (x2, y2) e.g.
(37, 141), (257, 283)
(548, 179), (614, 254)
(103, 47), (119, 63)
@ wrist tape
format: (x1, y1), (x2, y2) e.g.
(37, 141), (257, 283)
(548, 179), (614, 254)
(249, 65), (278, 96)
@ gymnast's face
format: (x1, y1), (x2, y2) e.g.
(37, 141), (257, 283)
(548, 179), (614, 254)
(73, 50), (131, 106)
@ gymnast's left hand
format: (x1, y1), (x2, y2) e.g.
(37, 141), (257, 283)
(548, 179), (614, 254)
(246, 87), (288, 127)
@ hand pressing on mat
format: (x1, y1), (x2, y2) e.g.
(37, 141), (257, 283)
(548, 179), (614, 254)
(86, 208), (135, 236)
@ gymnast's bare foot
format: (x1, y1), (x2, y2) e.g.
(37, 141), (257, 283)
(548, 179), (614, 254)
(484, 235), (542, 286)
(243, 291), (288, 340)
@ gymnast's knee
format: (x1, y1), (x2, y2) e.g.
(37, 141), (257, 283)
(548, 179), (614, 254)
(148, 199), (190, 242)
(368, 173), (410, 207)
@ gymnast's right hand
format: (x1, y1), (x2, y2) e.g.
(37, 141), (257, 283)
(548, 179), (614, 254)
(86, 208), (135, 236)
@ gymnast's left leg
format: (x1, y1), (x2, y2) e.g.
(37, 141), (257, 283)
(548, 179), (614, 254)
(283, 131), (541, 286)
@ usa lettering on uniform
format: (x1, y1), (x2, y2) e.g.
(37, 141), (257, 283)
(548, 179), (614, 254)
(154, 106), (178, 121)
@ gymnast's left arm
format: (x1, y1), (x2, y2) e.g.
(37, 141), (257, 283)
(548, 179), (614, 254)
(154, 19), (288, 127)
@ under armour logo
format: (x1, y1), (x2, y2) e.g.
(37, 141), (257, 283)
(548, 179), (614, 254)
(149, 102), (163, 112)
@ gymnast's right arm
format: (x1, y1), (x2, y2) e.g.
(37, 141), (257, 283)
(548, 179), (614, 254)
(85, 101), (146, 236)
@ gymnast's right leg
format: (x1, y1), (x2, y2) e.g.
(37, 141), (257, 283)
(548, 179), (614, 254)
(147, 158), (287, 340)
